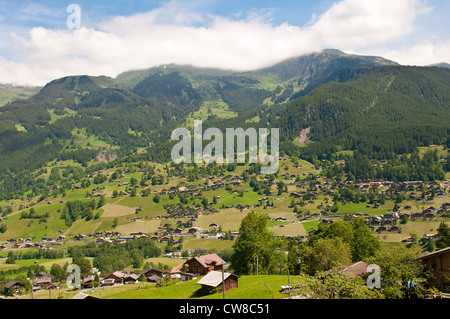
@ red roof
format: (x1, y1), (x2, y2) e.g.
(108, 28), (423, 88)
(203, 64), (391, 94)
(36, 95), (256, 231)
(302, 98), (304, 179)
(187, 253), (226, 268)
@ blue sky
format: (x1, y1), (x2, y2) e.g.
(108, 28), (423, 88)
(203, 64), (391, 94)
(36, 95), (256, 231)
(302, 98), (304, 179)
(0, 0), (449, 85)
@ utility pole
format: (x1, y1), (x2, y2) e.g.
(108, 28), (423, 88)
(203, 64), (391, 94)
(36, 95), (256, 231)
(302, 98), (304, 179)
(222, 264), (225, 300)
(288, 269), (291, 299)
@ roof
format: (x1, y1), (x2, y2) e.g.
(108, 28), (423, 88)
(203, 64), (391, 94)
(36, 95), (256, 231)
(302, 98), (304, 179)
(108, 271), (127, 278)
(4, 280), (25, 289)
(187, 253), (226, 268)
(147, 275), (161, 281)
(340, 261), (370, 276)
(169, 264), (184, 273)
(197, 271), (238, 288)
(139, 266), (166, 276)
(328, 261), (370, 276)
(125, 274), (139, 280)
(419, 246), (450, 260)
(71, 293), (100, 300)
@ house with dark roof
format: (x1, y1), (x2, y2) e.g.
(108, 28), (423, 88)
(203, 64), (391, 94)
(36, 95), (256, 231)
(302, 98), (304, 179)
(4, 280), (26, 295)
(139, 267), (167, 282)
(32, 272), (54, 290)
(419, 246), (450, 289)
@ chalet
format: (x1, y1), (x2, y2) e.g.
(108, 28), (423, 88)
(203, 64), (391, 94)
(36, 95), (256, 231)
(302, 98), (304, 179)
(32, 272), (53, 289)
(168, 265), (184, 280)
(139, 267), (167, 281)
(116, 235), (134, 242)
(124, 274), (139, 284)
(401, 236), (414, 243)
(4, 280), (25, 295)
(160, 236), (170, 242)
(419, 246), (450, 289)
(96, 237), (110, 244)
(185, 253), (227, 275)
(423, 212), (436, 219)
(320, 218), (334, 225)
(105, 271), (127, 284)
(197, 271), (239, 293)
(382, 219), (393, 226)
(411, 212), (423, 219)
(376, 226), (387, 233)
(383, 212), (399, 220)
(101, 278), (116, 286)
(81, 275), (96, 289)
(188, 227), (201, 234)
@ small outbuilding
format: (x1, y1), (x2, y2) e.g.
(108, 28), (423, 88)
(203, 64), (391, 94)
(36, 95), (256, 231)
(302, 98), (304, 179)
(197, 271), (239, 293)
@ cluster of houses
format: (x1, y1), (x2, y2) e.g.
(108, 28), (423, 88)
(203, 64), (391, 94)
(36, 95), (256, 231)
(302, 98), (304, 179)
(2, 271), (59, 296)
(1, 252), (239, 299)
(0, 236), (65, 250)
(318, 203), (449, 234)
(79, 253), (238, 294)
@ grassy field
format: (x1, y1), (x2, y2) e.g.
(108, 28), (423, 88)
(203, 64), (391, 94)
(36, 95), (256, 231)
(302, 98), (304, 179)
(0, 151), (448, 250)
(16, 274), (291, 300)
(185, 99), (237, 127)
(106, 275), (290, 299)
(0, 86), (41, 107)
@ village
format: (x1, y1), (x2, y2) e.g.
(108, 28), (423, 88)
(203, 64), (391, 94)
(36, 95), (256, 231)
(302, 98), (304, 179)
(1, 159), (449, 299)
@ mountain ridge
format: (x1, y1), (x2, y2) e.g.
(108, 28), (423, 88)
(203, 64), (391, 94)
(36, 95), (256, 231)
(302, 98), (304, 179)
(0, 49), (448, 184)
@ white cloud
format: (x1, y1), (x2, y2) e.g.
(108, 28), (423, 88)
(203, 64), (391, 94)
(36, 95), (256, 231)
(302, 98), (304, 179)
(308, 0), (432, 49)
(372, 40), (450, 66)
(0, 0), (446, 86)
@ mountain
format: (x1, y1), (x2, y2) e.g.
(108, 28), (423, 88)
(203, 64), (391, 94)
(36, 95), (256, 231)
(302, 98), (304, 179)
(0, 84), (41, 107)
(428, 62), (450, 69)
(0, 49), (449, 199)
(276, 65), (450, 160)
(254, 49), (396, 83)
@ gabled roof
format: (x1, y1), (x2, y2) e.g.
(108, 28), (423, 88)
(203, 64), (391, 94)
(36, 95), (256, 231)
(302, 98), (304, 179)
(108, 271), (127, 278)
(419, 246), (450, 260)
(71, 292), (100, 299)
(328, 261), (370, 276)
(4, 280), (25, 289)
(186, 253), (226, 268)
(139, 267), (166, 276)
(340, 261), (370, 276)
(197, 271), (238, 287)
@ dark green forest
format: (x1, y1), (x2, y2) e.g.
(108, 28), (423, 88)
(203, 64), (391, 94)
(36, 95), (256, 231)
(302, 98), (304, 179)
(0, 51), (449, 200)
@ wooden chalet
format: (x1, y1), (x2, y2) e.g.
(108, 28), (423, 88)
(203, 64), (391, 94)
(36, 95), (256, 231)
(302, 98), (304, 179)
(139, 267), (167, 282)
(419, 246), (450, 289)
(185, 253), (226, 275)
(197, 271), (239, 293)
